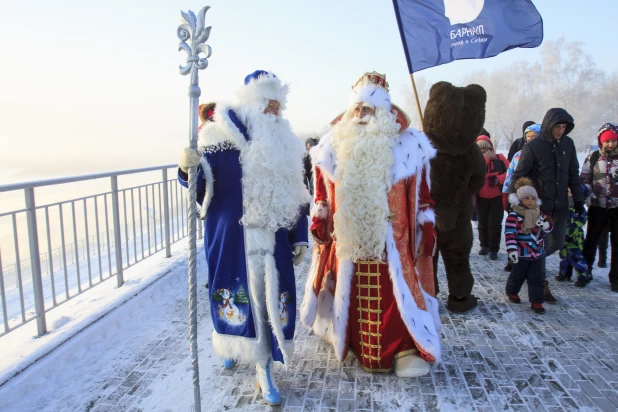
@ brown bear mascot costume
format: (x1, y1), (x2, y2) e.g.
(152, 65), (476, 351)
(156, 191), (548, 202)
(423, 81), (487, 313)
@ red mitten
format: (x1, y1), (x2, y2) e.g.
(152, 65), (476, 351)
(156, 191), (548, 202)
(421, 222), (437, 256)
(502, 192), (509, 212)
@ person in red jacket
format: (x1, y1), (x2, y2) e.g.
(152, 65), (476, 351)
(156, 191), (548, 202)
(475, 135), (510, 260)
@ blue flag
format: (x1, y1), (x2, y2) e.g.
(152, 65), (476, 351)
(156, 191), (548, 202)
(392, 0), (543, 73)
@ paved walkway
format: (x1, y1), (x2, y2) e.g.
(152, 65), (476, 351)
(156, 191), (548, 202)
(6, 229), (618, 411)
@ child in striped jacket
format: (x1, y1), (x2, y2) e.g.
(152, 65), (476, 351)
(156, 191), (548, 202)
(505, 178), (554, 314)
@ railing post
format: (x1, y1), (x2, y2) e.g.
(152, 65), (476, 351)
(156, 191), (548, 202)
(162, 169), (172, 258)
(111, 176), (124, 287)
(24, 188), (47, 337)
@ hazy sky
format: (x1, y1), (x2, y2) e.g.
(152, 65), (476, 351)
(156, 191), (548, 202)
(0, 0), (616, 176)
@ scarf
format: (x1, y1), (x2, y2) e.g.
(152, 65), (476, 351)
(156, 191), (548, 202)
(512, 205), (540, 234)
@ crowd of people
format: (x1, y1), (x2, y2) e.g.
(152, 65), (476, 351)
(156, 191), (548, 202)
(177, 70), (616, 405)
(472, 112), (618, 315)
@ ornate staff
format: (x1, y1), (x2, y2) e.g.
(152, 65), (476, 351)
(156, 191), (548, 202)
(177, 6), (212, 412)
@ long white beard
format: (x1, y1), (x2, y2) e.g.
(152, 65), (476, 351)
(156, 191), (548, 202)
(239, 107), (311, 232)
(331, 108), (399, 261)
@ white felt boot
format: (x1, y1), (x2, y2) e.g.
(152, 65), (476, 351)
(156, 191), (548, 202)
(255, 358), (280, 405)
(394, 353), (430, 378)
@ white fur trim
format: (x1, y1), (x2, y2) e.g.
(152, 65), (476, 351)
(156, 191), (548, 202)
(386, 224), (442, 362)
(417, 208), (435, 226)
(300, 247), (320, 327)
(237, 228), (292, 366)
(264, 253), (293, 366)
(311, 128), (337, 181)
(310, 201), (329, 220)
(330, 259), (354, 361)
(301, 257), (354, 362)
(236, 73), (289, 109)
(199, 157), (214, 219)
(245, 227), (276, 255)
(391, 128), (437, 184)
(212, 330), (269, 363)
(197, 104), (248, 151)
(312, 127), (436, 185)
(349, 84), (391, 110)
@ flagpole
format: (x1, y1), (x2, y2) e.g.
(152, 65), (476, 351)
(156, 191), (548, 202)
(391, 0), (425, 129)
(409, 73), (424, 130)
(177, 7), (212, 412)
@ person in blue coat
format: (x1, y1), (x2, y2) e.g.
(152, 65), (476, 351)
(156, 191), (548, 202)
(178, 70), (311, 405)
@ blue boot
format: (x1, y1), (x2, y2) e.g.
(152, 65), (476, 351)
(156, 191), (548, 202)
(223, 359), (236, 369)
(255, 358), (280, 405)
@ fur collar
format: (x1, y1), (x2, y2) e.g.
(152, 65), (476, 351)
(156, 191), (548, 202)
(197, 104), (248, 151)
(311, 127), (436, 183)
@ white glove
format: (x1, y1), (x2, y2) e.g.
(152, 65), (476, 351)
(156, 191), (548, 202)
(508, 251), (519, 264)
(292, 245), (307, 266)
(179, 148), (201, 173)
(536, 217), (550, 231)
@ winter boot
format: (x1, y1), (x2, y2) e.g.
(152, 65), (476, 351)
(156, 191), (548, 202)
(506, 293), (521, 304)
(543, 280), (557, 304)
(504, 260), (513, 272)
(394, 352), (430, 377)
(574, 278), (588, 288)
(446, 294), (478, 313)
(530, 303), (545, 314)
(611, 284), (618, 292)
(256, 358), (280, 405)
(598, 249), (607, 268)
(478, 246), (489, 256)
(488, 252), (498, 261)
(555, 264), (572, 282)
(223, 359), (237, 369)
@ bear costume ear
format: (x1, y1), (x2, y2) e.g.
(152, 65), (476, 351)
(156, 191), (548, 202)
(423, 81), (487, 156)
(429, 81), (453, 100)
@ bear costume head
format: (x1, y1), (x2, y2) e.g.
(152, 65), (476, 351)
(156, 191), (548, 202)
(423, 81), (487, 156)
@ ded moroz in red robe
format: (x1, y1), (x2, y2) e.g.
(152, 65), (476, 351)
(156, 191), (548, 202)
(300, 127), (441, 372)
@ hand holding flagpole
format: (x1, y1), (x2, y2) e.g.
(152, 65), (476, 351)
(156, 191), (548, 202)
(177, 6), (212, 412)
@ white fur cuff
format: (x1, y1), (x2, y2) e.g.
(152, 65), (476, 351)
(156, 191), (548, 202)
(417, 208), (436, 225)
(311, 201), (329, 220)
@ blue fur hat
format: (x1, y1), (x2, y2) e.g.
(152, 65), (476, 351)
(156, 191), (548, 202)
(237, 70), (288, 109)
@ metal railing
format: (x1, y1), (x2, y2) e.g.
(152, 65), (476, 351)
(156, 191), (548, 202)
(0, 165), (200, 338)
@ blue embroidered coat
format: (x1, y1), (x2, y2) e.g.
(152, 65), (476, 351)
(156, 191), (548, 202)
(178, 106), (308, 365)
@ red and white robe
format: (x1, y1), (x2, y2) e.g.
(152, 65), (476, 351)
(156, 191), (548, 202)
(299, 127), (441, 371)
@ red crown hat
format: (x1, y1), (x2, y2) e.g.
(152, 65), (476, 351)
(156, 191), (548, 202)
(353, 71), (390, 92)
(338, 71), (409, 132)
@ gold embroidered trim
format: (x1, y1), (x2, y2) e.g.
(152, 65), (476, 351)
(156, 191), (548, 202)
(356, 284), (381, 289)
(357, 307), (382, 314)
(360, 342), (382, 349)
(356, 295), (382, 301)
(360, 330), (382, 337)
(357, 319), (381, 325)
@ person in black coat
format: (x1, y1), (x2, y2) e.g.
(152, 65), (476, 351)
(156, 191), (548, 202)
(507, 120), (536, 162)
(510, 108), (583, 303)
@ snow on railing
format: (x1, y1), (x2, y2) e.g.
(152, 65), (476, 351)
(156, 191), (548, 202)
(0, 165), (201, 337)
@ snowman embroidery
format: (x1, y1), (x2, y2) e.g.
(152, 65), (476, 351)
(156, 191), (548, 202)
(278, 291), (291, 327)
(213, 287), (247, 326)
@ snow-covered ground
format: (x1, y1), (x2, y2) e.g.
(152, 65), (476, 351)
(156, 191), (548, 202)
(0, 236), (202, 390)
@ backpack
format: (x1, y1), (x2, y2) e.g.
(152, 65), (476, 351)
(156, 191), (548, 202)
(588, 150), (600, 170)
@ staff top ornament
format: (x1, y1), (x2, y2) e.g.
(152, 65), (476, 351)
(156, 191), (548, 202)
(178, 6), (212, 85)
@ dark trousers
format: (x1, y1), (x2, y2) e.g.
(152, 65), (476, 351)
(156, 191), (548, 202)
(476, 196), (503, 252)
(433, 214), (474, 298)
(583, 206), (618, 285)
(506, 257), (546, 303)
(545, 219), (567, 258)
(598, 228), (609, 253)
